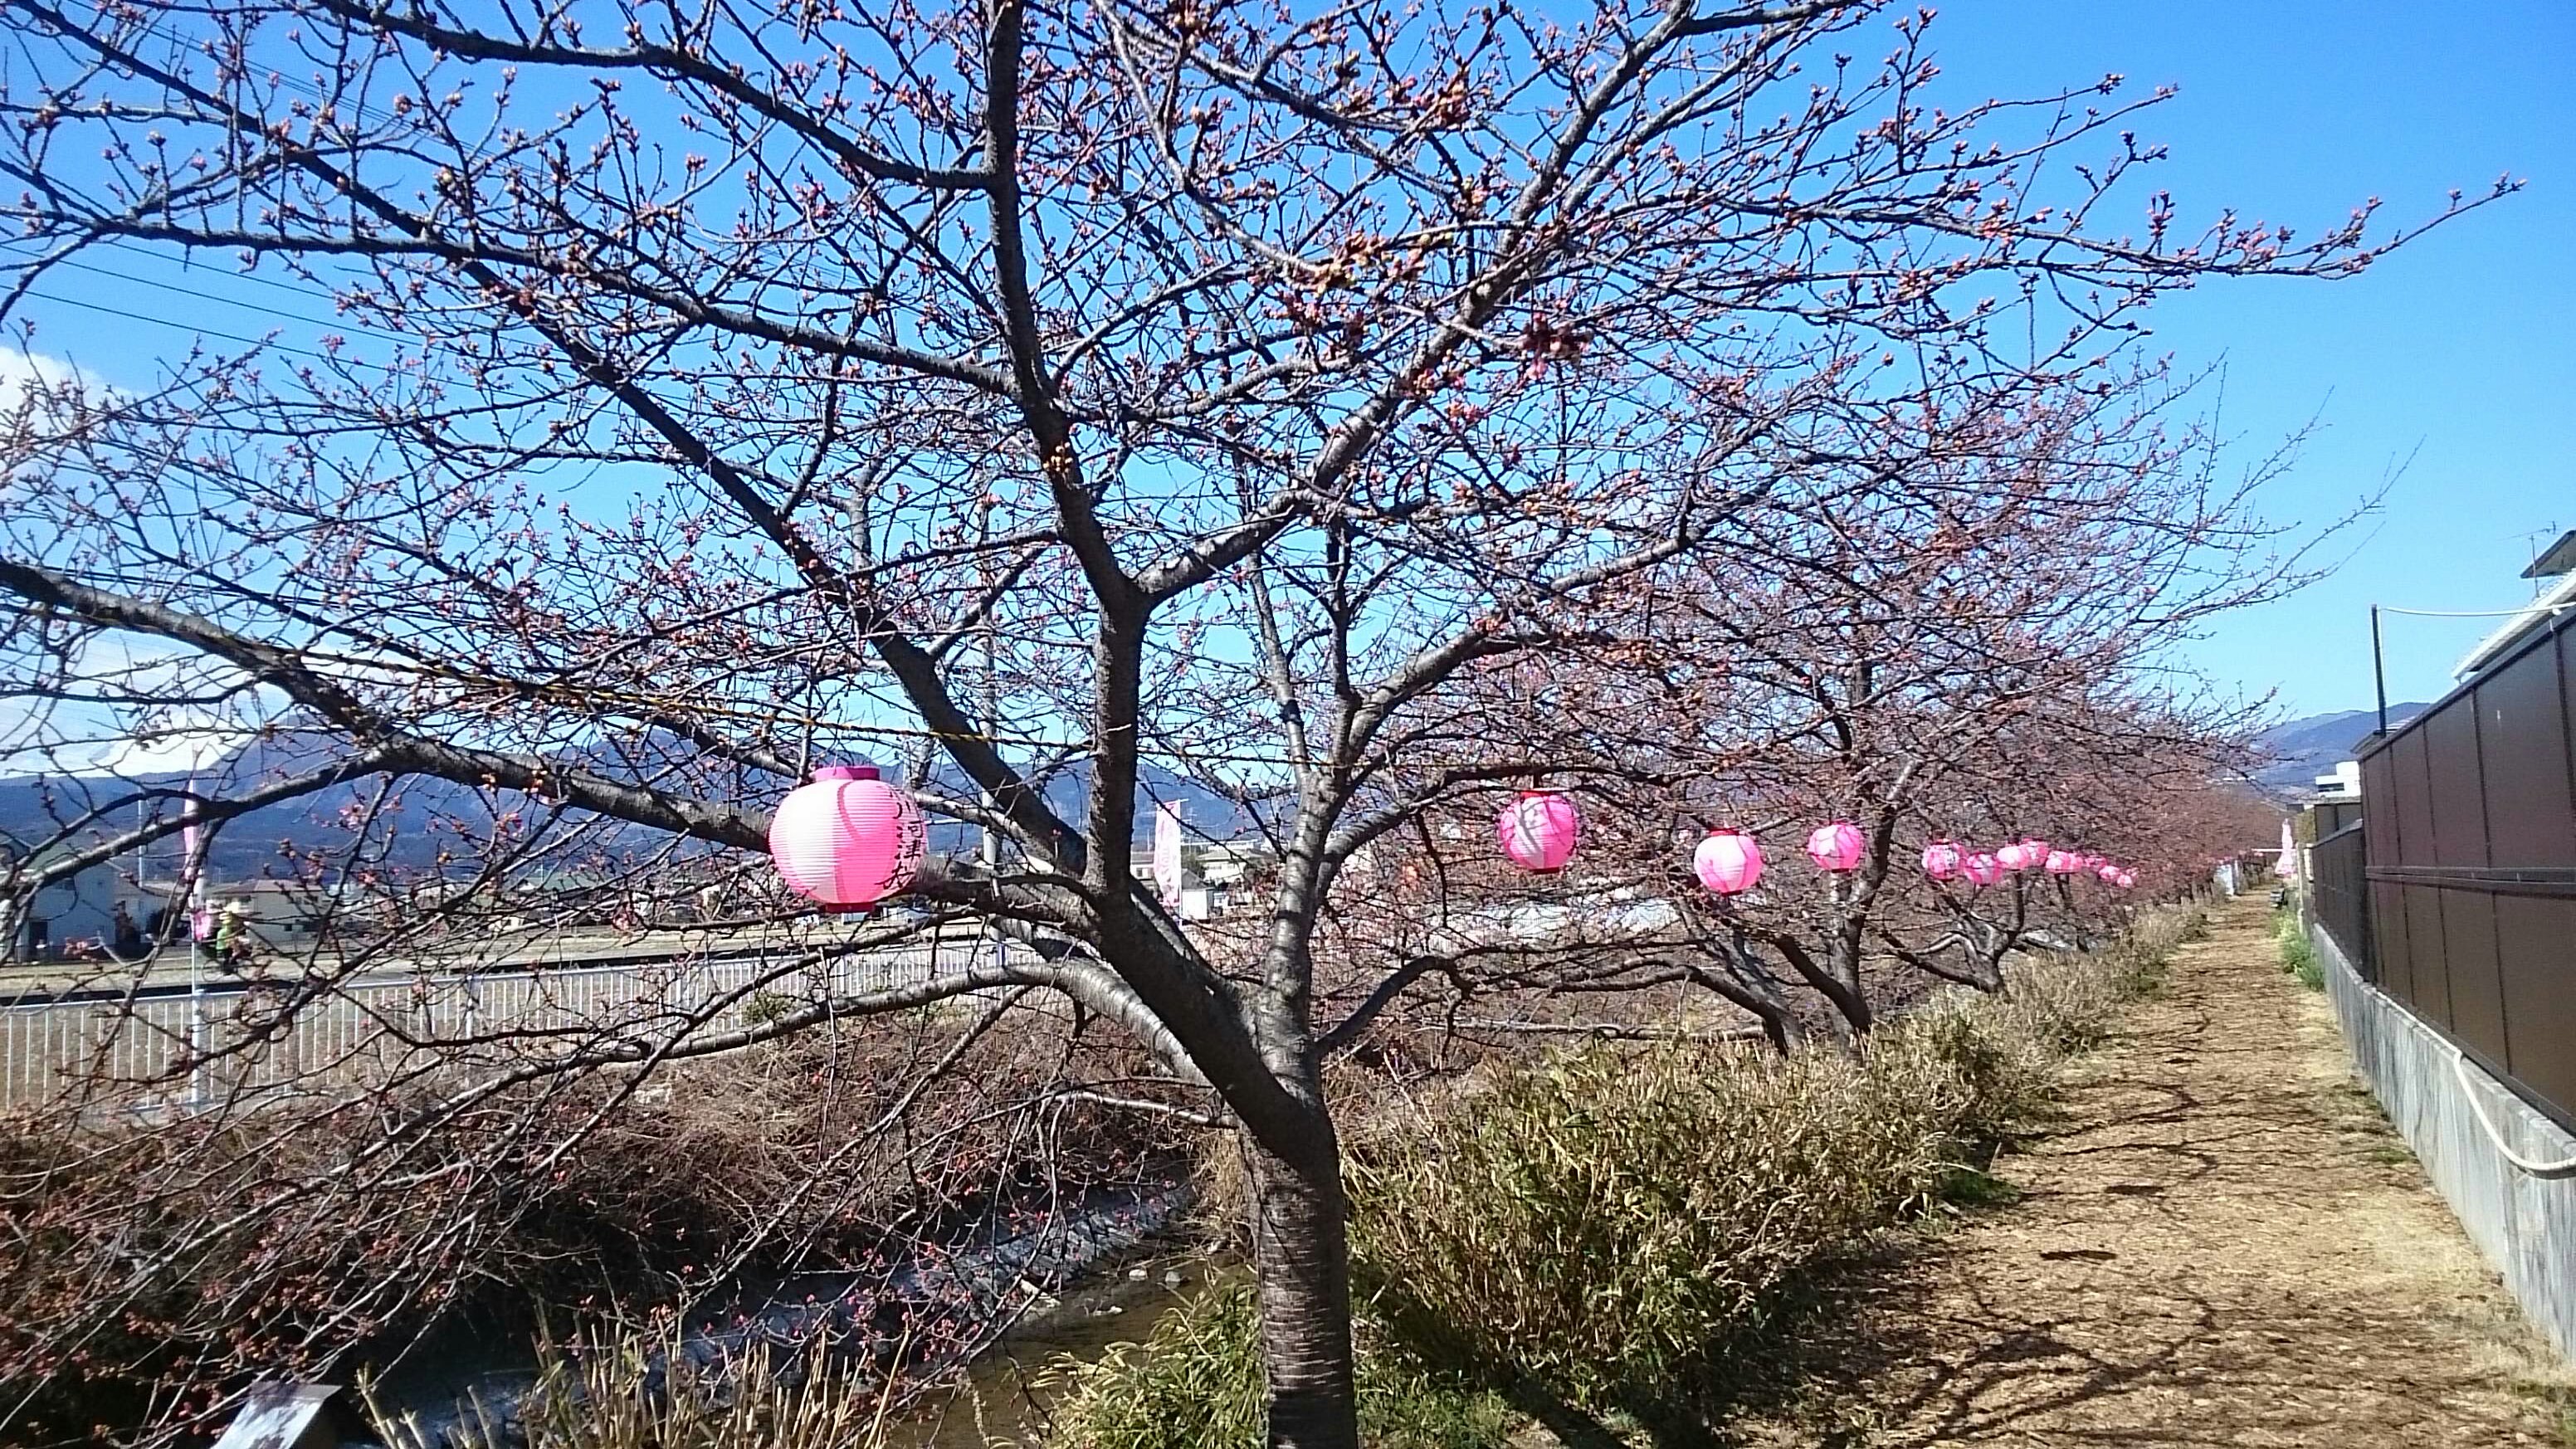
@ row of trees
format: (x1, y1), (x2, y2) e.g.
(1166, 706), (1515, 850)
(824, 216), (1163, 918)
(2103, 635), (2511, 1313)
(0, 0), (2491, 1442)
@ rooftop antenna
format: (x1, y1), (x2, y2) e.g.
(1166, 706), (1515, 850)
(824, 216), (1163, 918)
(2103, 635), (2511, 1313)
(2520, 522), (2572, 597)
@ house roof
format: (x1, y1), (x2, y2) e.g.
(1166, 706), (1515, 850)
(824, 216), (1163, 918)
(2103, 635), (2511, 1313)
(2520, 527), (2576, 579)
(2452, 568), (2576, 681)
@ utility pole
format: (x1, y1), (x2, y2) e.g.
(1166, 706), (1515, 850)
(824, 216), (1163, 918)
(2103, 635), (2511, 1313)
(977, 489), (1002, 971)
(2371, 605), (2388, 739)
(182, 787), (210, 1110)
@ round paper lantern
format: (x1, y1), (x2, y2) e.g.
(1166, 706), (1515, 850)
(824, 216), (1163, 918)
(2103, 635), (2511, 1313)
(2095, 861), (2121, 883)
(769, 765), (927, 909)
(1694, 829), (1764, 896)
(1920, 839), (1964, 881)
(1995, 842), (2035, 871)
(1806, 820), (1866, 873)
(1496, 790), (1581, 873)
(2045, 850), (2081, 876)
(2113, 869), (2136, 890)
(1963, 851), (2003, 887)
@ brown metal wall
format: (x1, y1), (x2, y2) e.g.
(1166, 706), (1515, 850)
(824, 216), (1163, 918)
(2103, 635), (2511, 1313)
(2310, 824), (2370, 978)
(2358, 608), (2576, 1133)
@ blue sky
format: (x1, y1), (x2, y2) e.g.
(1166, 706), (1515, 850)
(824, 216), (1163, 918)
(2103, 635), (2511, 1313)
(1918, 1), (2572, 717)
(8, 2), (2565, 724)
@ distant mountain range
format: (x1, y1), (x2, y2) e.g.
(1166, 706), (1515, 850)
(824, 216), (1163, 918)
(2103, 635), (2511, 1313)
(2252, 705), (2430, 797)
(1, 731), (1271, 886)
(5, 703), (2446, 878)
(1, 732), (1279, 951)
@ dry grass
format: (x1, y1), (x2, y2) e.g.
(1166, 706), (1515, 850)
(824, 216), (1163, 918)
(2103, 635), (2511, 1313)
(1035, 1279), (1515, 1449)
(372, 1334), (914, 1449)
(1343, 908), (2203, 1417)
(0, 1012), (1187, 1448)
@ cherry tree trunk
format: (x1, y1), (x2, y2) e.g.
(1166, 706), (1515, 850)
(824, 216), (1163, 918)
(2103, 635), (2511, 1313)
(1246, 1123), (1362, 1449)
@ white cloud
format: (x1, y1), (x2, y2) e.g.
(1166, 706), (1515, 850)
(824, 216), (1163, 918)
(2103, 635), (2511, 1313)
(0, 346), (118, 507)
(0, 346), (113, 412)
(0, 633), (270, 778)
(92, 718), (251, 776)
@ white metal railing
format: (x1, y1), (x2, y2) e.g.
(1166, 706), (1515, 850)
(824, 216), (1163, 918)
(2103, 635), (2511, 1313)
(0, 936), (1006, 1111)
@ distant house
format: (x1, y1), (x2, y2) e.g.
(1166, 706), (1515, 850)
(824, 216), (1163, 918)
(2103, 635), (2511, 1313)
(1127, 836), (1278, 920)
(1, 842), (126, 961)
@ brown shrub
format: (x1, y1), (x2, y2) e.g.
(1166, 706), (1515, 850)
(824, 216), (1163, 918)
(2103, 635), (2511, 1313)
(0, 1006), (1188, 1448)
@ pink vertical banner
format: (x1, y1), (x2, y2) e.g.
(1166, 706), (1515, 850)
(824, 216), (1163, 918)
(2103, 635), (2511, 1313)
(1151, 800), (1185, 909)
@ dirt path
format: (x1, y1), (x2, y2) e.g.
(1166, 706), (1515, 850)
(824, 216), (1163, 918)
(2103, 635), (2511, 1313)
(1738, 896), (2570, 1449)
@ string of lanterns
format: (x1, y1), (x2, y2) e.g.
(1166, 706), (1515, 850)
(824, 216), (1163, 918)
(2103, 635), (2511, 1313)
(765, 769), (2138, 910)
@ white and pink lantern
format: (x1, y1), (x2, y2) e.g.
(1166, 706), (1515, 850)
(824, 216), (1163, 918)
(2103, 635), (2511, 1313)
(2113, 868), (2136, 890)
(1694, 829), (1764, 896)
(1920, 839), (1964, 881)
(2045, 849), (2081, 876)
(1994, 841), (2036, 871)
(768, 765), (928, 909)
(2095, 861), (2121, 883)
(1496, 790), (1582, 874)
(1963, 851), (2003, 888)
(1806, 821), (1866, 873)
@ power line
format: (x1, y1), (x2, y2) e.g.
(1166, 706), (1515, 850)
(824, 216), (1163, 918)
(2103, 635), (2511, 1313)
(2376, 603), (2571, 619)
(25, 235), (380, 311)
(29, 255), (413, 345)
(288, 642), (1336, 770)
(18, 288), (402, 373)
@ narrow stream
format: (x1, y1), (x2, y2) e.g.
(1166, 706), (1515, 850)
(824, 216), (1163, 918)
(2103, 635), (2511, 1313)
(373, 1185), (1202, 1447)
(883, 1254), (1225, 1447)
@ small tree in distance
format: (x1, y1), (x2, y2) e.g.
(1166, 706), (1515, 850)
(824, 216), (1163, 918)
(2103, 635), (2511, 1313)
(0, 0), (2501, 1441)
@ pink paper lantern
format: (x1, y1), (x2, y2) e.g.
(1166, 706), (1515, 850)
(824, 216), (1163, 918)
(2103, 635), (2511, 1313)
(2095, 861), (2120, 883)
(769, 765), (927, 909)
(1920, 839), (1964, 881)
(2044, 850), (2081, 876)
(1496, 790), (1581, 873)
(1805, 821), (1866, 873)
(1995, 842), (2035, 871)
(2114, 869), (2136, 890)
(1963, 851), (2003, 887)
(1694, 829), (1764, 896)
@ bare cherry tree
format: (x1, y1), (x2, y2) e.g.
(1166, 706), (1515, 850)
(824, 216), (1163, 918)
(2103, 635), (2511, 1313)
(1554, 366), (2325, 1035)
(0, 0), (2491, 1439)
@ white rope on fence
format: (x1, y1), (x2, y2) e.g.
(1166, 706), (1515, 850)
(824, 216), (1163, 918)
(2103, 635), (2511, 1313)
(2451, 1047), (2576, 1179)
